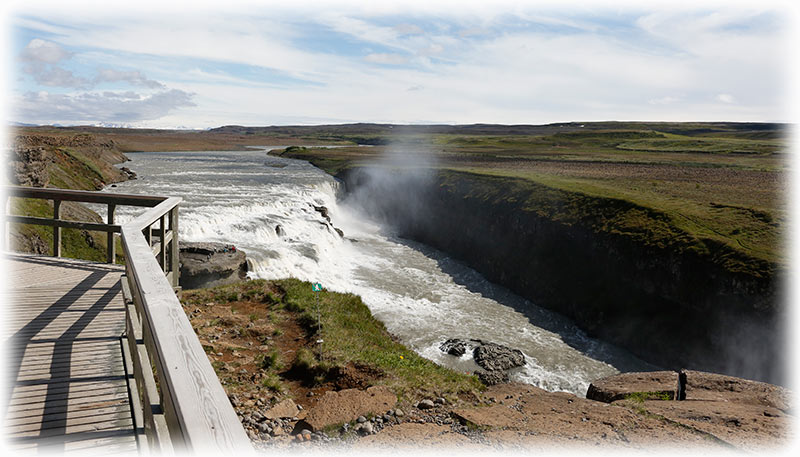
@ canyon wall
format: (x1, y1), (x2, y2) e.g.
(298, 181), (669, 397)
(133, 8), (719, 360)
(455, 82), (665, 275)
(336, 167), (785, 385)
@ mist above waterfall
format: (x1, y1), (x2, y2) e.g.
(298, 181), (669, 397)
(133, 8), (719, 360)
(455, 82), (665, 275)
(341, 135), (439, 236)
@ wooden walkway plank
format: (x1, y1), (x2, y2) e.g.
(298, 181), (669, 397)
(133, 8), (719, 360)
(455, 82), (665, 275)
(2, 253), (139, 455)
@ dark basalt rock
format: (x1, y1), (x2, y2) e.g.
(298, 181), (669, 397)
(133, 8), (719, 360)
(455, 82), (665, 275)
(179, 241), (248, 289)
(439, 338), (467, 357)
(120, 166), (137, 180)
(473, 342), (526, 372)
(439, 339), (468, 357)
(313, 205), (331, 222)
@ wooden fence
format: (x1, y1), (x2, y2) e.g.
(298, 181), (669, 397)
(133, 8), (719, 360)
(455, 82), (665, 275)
(3, 186), (253, 453)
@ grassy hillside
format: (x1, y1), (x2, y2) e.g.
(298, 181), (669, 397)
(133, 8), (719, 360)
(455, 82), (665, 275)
(179, 279), (482, 402)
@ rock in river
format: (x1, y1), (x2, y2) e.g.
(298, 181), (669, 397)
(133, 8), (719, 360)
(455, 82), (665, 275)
(473, 342), (526, 372)
(179, 241), (248, 289)
(439, 338), (468, 357)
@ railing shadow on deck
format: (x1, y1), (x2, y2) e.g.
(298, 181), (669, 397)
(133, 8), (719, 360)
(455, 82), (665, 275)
(5, 259), (127, 454)
(3, 186), (253, 454)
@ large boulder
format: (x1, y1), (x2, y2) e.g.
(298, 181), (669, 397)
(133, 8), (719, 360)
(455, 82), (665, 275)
(473, 342), (526, 372)
(586, 371), (678, 403)
(179, 241), (247, 289)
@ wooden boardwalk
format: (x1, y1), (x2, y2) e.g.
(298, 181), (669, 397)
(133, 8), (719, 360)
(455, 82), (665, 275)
(2, 254), (139, 455)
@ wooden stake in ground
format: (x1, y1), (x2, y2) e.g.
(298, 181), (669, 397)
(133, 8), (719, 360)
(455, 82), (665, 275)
(312, 282), (323, 359)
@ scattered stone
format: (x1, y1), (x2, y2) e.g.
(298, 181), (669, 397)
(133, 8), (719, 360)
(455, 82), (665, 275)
(417, 399), (435, 410)
(356, 421), (374, 436)
(477, 370), (509, 386)
(435, 397), (447, 405)
(357, 415), (367, 423)
(275, 225), (285, 237)
(264, 398), (299, 420)
(394, 408), (405, 417)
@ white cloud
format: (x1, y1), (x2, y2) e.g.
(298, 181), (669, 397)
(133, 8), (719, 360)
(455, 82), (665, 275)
(94, 68), (165, 89)
(716, 93), (736, 104)
(364, 53), (410, 65)
(27, 66), (89, 88)
(394, 23), (424, 35)
(19, 38), (71, 64)
(648, 96), (681, 105)
(15, 89), (195, 124)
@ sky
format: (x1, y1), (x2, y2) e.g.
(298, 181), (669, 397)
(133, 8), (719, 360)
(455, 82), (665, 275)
(2, 0), (797, 129)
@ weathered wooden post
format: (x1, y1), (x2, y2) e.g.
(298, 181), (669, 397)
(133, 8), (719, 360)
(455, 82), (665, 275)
(3, 195), (9, 252)
(53, 199), (61, 257)
(169, 206), (179, 288)
(107, 203), (116, 264)
(159, 214), (166, 271)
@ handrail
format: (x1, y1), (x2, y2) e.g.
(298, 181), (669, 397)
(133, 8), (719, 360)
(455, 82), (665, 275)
(3, 186), (253, 454)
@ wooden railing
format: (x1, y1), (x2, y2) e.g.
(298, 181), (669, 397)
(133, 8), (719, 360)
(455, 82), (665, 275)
(3, 186), (252, 454)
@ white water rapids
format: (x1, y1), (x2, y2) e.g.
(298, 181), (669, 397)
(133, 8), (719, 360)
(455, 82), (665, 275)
(101, 148), (655, 396)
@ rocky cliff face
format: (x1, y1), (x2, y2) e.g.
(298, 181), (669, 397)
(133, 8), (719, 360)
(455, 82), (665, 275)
(8, 131), (130, 189)
(6, 130), (134, 261)
(336, 167), (785, 385)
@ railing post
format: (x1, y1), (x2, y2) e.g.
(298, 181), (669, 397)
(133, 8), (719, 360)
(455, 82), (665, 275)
(3, 195), (9, 252)
(53, 199), (61, 258)
(170, 206), (179, 288)
(107, 203), (116, 264)
(159, 215), (166, 272)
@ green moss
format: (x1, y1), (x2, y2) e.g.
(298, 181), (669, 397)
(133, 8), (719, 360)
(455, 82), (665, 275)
(624, 391), (674, 403)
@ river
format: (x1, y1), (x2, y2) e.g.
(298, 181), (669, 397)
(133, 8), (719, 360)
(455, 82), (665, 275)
(101, 147), (655, 396)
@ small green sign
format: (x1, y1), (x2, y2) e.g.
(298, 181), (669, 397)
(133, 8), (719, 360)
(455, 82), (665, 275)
(312, 282), (322, 292)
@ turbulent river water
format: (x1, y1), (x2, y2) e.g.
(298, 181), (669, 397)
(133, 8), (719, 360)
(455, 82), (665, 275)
(102, 148), (655, 396)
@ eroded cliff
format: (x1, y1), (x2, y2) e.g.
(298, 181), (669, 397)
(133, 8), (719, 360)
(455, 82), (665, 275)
(336, 166), (785, 385)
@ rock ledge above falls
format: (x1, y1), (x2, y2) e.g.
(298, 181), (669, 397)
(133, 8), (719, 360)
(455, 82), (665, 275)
(179, 241), (248, 290)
